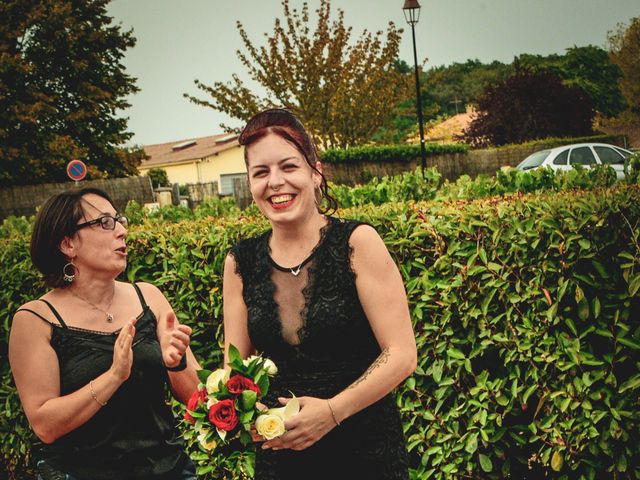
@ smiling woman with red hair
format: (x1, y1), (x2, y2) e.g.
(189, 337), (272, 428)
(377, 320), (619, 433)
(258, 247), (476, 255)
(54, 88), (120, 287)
(223, 108), (417, 479)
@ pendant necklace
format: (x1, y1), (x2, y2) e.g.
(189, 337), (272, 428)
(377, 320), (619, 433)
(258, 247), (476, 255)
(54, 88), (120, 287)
(290, 264), (303, 276)
(70, 289), (115, 323)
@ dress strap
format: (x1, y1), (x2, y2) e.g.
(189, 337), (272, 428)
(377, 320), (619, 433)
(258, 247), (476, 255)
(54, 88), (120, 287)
(36, 299), (69, 328)
(132, 283), (148, 309)
(15, 308), (60, 327)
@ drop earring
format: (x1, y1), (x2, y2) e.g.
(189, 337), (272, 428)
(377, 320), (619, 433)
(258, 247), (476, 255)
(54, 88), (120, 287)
(63, 261), (76, 283)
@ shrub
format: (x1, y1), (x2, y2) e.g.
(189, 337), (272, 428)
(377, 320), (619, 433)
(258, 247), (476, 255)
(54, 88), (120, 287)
(321, 143), (468, 165)
(625, 151), (640, 184)
(1, 183), (639, 479)
(147, 168), (170, 188)
(463, 70), (596, 147)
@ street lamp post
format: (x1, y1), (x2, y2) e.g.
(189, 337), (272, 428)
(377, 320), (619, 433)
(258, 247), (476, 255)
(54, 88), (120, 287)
(403, 0), (427, 175)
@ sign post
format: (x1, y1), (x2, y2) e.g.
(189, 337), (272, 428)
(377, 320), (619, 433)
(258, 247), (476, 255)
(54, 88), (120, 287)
(66, 159), (87, 185)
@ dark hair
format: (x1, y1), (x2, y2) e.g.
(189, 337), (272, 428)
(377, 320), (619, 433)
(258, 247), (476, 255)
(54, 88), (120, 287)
(238, 108), (337, 214)
(31, 188), (116, 289)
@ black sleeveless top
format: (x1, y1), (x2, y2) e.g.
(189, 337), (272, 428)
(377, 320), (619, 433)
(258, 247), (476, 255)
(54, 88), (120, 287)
(231, 216), (409, 480)
(17, 284), (187, 479)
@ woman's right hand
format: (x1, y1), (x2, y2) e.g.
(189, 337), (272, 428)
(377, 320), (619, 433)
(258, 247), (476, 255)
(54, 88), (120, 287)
(110, 318), (137, 381)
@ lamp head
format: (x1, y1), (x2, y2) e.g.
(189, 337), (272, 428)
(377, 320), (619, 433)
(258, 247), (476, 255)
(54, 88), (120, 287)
(403, 0), (421, 25)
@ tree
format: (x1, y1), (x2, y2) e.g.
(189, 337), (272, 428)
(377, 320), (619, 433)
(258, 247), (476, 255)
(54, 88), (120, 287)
(185, 0), (409, 149)
(608, 17), (640, 115)
(515, 46), (626, 117)
(462, 70), (595, 147)
(147, 168), (170, 188)
(0, 0), (141, 187)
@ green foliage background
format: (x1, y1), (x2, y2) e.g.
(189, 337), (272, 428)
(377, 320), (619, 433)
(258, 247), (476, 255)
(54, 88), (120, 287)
(1, 169), (639, 479)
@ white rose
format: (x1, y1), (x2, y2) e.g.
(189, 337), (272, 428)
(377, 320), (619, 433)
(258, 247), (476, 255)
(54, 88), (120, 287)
(197, 430), (217, 451)
(266, 395), (300, 421)
(255, 414), (285, 440)
(263, 358), (278, 376)
(206, 397), (219, 409)
(205, 369), (229, 394)
(243, 355), (260, 366)
(255, 396), (300, 439)
(243, 355), (278, 376)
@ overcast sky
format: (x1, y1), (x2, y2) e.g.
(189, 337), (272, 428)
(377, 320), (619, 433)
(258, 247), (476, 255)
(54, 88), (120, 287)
(106, 0), (639, 147)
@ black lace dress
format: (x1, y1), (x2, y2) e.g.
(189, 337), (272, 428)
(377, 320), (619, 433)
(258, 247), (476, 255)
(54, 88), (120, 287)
(230, 216), (409, 480)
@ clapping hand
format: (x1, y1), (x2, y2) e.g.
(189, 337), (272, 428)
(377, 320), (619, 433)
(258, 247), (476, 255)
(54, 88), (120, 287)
(158, 310), (192, 369)
(111, 317), (137, 381)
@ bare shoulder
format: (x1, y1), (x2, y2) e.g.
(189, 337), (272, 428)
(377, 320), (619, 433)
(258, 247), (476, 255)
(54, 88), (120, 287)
(134, 281), (163, 298)
(224, 252), (238, 271)
(11, 300), (54, 339)
(13, 298), (54, 323)
(349, 224), (390, 260)
(132, 281), (170, 311)
(349, 223), (383, 247)
(224, 253), (242, 282)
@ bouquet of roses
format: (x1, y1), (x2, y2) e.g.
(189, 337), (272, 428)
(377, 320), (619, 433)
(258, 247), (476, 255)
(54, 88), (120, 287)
(184, 344), (299, 451)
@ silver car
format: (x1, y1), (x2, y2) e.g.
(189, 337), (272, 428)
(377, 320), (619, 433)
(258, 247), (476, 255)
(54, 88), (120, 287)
(515, 143), (633, 180)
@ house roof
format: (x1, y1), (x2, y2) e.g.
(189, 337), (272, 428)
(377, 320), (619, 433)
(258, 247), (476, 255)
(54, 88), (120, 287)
(408, 107), (476, 144)
(141, 133), (241, 168)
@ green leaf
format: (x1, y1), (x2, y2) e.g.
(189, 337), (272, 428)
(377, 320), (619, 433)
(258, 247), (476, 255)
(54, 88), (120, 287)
(618, 374), (640, 394)
(432, 361), (443, 383)
(551, 451), (564, 471)
(465, 433), (478, 454)
(523, 384), (537, 403)
(628, 274), (640, 297)
(227, 344), (244, 370)
(577, 298), (590, 321)
(479, 453), (493, 472)
(241, 390), (257, 410)
(592, 297), (601, 319)
(618, 337), (640, 350)
(447, 348), (466, 360)
(197, 369), (212, 384)
(511, 378), (518, 398)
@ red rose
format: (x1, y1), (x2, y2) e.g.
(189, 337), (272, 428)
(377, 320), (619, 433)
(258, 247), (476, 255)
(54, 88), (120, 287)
(226, 374), (261, 396)
(184, 388), (207, 424)
(208, 399), (238, 431)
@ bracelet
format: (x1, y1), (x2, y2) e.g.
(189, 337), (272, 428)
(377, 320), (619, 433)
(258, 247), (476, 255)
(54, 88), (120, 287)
(326, 399), (341, 426)
(166, 354), (187, 372)
(89, 380), (107, 407)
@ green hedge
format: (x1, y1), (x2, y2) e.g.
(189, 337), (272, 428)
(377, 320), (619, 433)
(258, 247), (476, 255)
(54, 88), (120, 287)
(1, 185), (640, 479)
(330, 164), (620, 208)
(321, 143), (468, 165)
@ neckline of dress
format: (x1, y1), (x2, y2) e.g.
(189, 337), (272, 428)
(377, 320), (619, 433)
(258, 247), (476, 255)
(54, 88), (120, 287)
(266, 216), (334, 274)
(56, 305), (150, 336)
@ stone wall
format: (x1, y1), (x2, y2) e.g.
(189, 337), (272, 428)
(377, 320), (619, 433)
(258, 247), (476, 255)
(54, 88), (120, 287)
(0, 176), (154, 221)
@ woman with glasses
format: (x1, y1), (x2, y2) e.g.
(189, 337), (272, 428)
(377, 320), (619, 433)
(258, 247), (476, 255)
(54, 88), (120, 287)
(8, 187), (200, 479)
(223, 109), (417, 479)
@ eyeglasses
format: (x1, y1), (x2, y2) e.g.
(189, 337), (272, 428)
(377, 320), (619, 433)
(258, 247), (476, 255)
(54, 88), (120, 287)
(75, 214), (128, 231)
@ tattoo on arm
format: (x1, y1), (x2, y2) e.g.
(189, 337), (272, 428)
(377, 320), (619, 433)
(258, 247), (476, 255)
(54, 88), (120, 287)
(348, 348), (391, 389)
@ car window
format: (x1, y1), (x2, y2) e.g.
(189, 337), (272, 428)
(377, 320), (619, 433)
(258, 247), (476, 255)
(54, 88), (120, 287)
(552, 149), (569, 165)
(594, 146), (624, 165)
(517, 150), (550, 170)
(614, 147), (631, 159)
(569, 147), (597, 166)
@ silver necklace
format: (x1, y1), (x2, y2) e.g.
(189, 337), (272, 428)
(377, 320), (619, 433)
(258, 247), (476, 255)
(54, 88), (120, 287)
(70, 289), (115, 323)
(290, 263), (303, 276)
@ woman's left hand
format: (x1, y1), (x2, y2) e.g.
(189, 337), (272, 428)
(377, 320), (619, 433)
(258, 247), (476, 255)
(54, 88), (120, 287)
(262, 396), (337, 451)
(158, 310), (192, 368)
